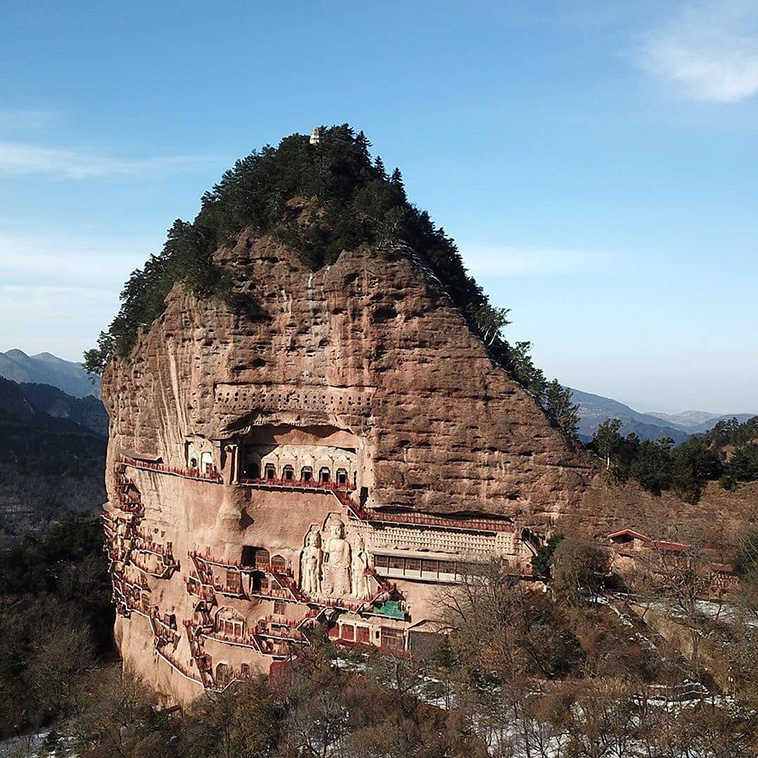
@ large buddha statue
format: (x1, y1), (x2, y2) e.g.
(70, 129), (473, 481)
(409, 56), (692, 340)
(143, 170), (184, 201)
(324, 518), (352, 597)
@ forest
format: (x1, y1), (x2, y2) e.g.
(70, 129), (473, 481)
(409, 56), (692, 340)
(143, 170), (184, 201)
(591, 415), (758, 502)
(0, 378), (106, 542)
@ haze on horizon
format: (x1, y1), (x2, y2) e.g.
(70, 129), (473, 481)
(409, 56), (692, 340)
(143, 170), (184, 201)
(0, 1), (756, 415)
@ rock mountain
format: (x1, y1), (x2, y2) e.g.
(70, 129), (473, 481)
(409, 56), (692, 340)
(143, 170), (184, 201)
(94, 127), (752, 702)
(0, 349), (99, 398)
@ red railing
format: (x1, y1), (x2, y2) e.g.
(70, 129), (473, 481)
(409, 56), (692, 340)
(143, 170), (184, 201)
(186, 572), (245, 599)
(116, 498), (144, 516)
(189, 549), (257, 572)
(256, 622), (308, 644)
(364, 565), (397, 595)
(270, 569), (307, 602)
(249, 586), (298, 602)
(240, 476), (351, 494)
(111, 565), (150, 591)
(156, 646), (205, 685)
(150, 612), (180, 648)
(133, 535), (177, 563)
(261, 608), (321, 629)
(355, 508), (514, 533)
(204, 628), (262, 652)
(256, 637), (294, 659)
(130, 552), (177, 579)
(120, 456), (223, 484)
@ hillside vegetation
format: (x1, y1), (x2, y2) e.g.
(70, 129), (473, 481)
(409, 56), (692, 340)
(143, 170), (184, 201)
(0, 377), (106, 540)
(19, 382), (108, 436)
(84, 125), (578, 435)
(591, 415), (758, 502)
(23, 536), (758, 756)
(0, 515), (113, 738)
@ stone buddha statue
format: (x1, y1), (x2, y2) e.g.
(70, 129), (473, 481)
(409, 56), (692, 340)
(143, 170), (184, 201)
(324, 518), (352, 597)
(300, 528), (322, 596)
(352, 533), (370, 599)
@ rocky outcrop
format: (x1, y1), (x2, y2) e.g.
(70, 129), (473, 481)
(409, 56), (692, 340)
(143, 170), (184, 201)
(100, 233), (610, 703)
(103, 235), (595, 525)
(101, 230), (758, 704)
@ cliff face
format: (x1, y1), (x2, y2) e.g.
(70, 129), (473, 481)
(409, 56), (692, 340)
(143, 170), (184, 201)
(100, 232), (605, 703)
(100, 231), (756, 705)
(103, 235), (595, 524)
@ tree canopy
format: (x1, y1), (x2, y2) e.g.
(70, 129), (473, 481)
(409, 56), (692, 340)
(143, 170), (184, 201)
(590, 415), (758, 501)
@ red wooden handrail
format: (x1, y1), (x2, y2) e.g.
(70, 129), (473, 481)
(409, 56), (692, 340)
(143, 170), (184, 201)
(240, 476), (352, 493)
(120, 456), (223, 483)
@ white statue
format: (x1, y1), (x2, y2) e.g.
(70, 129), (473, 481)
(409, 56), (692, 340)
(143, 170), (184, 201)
(352, 533), (370, 599)
(324, 518), (352, 597)
(300, 529), (322, 596)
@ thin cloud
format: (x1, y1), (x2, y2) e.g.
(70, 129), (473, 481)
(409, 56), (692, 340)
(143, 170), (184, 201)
(639, 1), (758, 103)
(0, 142), (219, 179)
(0, 109), (62, 130)
(0, 235), (158, 357)
(0, 234), (156, 289)
(461, 246), (597, 277)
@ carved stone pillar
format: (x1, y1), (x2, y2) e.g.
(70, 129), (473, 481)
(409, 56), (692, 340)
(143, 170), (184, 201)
(223, 443), (239, 484)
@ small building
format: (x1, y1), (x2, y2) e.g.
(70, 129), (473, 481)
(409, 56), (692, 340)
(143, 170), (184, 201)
(607, 529), (687, 557)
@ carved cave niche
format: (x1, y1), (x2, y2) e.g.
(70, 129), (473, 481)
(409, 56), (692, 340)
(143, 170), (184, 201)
(185, 437), (216, 474)
(225, 569), (242, 593)
(230, 423), (364, 490)
(241, 452), (261, 481)
(216, 607), (245, 638)
(200, 451), (215, 476)
(251, 572), (270, 593)
(241, 545), (270, 568)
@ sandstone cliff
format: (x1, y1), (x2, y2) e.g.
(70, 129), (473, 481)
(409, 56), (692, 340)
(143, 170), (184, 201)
(103, 235), (595, 526)
(97, 128), (753, 705)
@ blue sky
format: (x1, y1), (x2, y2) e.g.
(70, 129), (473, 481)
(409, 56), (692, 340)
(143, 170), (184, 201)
(0, 0), (756, 413)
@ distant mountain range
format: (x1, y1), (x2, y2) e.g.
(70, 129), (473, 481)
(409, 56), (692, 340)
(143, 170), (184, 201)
(0, 376), (106, 436)
(0, 349), (99, 398)
(0, 375), (106, 539)
(1, 349), (754, 446)
(570, 388), (756, 443)
(18, 382), (109, 436)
